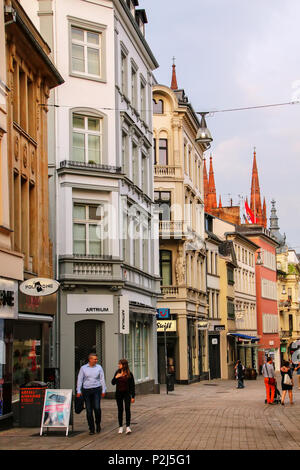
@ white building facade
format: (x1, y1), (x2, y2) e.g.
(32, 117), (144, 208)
(21, 0), (160, 395)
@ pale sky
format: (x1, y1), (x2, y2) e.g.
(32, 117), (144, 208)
(143, 0), (300, 250)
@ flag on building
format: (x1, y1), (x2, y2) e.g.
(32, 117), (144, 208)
(245, 199), (256, 224)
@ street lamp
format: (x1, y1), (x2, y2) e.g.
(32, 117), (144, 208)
(195, 112), (213, 146)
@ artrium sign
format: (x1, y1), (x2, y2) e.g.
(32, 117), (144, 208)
(67, 294), (114, 315)
(20, 278), (60, 297)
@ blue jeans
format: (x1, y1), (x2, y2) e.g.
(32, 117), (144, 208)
(82, 387), (102, 431)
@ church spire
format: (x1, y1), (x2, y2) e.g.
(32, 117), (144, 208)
(171, 57), (178, 90)
(207, 155), (217, 209)
(203, 158), (209, 211)
(250, 147), (263, 221)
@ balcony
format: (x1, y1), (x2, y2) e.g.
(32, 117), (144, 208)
(154, 165), (181, 178)
(161, 285), (206, 305)
(59, 160), (122, 175)
(58, 255), (123, 284)
(161, 286), (179, 297)
(159, 220), (185, 238)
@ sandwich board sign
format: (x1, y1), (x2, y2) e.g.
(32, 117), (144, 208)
(40, 389), (72, 436)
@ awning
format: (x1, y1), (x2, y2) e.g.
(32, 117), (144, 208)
(228, 333), (260, 342)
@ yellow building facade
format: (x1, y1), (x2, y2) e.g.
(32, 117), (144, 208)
(277, 249), (300, 361)
(153, 82), (208, 384)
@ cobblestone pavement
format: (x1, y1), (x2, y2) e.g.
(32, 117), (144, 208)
(1, 374), (300, 450)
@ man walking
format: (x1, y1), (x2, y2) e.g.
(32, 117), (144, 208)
(262, 356), (276, 405)
(235, 360), (245, 389)
(77, 353), (106, 434)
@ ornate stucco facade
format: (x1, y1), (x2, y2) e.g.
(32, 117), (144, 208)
(153, 75), (208, 384)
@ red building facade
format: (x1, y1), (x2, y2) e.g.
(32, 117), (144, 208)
(237, 226), (279, 370)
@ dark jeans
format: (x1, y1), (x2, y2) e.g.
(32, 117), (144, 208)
(237, 377), (244, 388)
(82, 387), (102, 432)
(116, 392), (131, 427)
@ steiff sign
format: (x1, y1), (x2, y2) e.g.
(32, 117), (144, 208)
(67, 294), (114, 314)
(157, 320), (176, 332)
(20, 278), (60, 297)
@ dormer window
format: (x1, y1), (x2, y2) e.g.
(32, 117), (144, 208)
(126, 0), (138, 16)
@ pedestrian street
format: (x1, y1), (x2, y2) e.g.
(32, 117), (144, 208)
(1, 375), (300, 451)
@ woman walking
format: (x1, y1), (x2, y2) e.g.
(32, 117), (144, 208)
(281, 361), (294, 405)
(111, 359), (135, 434)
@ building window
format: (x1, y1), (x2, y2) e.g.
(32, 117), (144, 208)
(227, 266), (234, 285)
(158, 139), (168, 165)
(125, 320), (149, 381)
(153, 98), (164, 114)
(72, 113), (102, 164)
(121, 50), (127, 95)
(227, 300), (235, 319)
(160, 250), (172, 285)
(122, 131), (129, 174)
(71, 27), (101, 77)
(131, 66), (137, 108)
(73, 204), (103, 255)
(154, 191), (171, 221)
(13, 322), (42, 403)
(140, 79), (146, 121)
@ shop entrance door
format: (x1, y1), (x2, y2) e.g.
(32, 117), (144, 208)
(209, 335), (221, 379)
(75, 320), (104, 386)
(157, 339), (176, 384)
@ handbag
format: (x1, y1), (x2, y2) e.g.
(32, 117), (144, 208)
(264, 364), (275, 385)
(284, 373), (292, 386)
(75, 395), (85, 414)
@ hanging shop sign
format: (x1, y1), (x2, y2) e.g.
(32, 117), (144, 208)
(20, 278), (60, 297)
(156, 308), (170, 320)
(197, 321), (209, 330)
(214, 325), (225, 331)
(119, 295), (129, 334)
(40, 389), (72, 436)
(157, 320), (177, 332)
(67, 294), (114, 314)
(0, 279), (18, 319)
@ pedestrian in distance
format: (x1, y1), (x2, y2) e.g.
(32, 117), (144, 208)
(76, 352), (106, 435)
(234, 360), (245, 389)
(262, 356), (276, 405)
(111, 359), (135, 435)
(280, 360), (294, 405)
(294, 362), (300, 389)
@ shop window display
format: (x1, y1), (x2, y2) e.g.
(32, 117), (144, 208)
(125, 320), (149, 381)
(0, 320), (13, 416)
(12, 322), (42, 402)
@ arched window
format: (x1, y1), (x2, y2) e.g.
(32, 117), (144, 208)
(153, 98), (164, 114)
(75, 320), (104, 385)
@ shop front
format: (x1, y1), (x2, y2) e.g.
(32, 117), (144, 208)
(124, 302), (159, 394)
(0, 279), (18, 425)
(230, 334), (259, 368)
(157, 318), (177, 385)
(11, 290), (56, 422)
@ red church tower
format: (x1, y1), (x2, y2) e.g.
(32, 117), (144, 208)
(250, 148), (267, 228)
